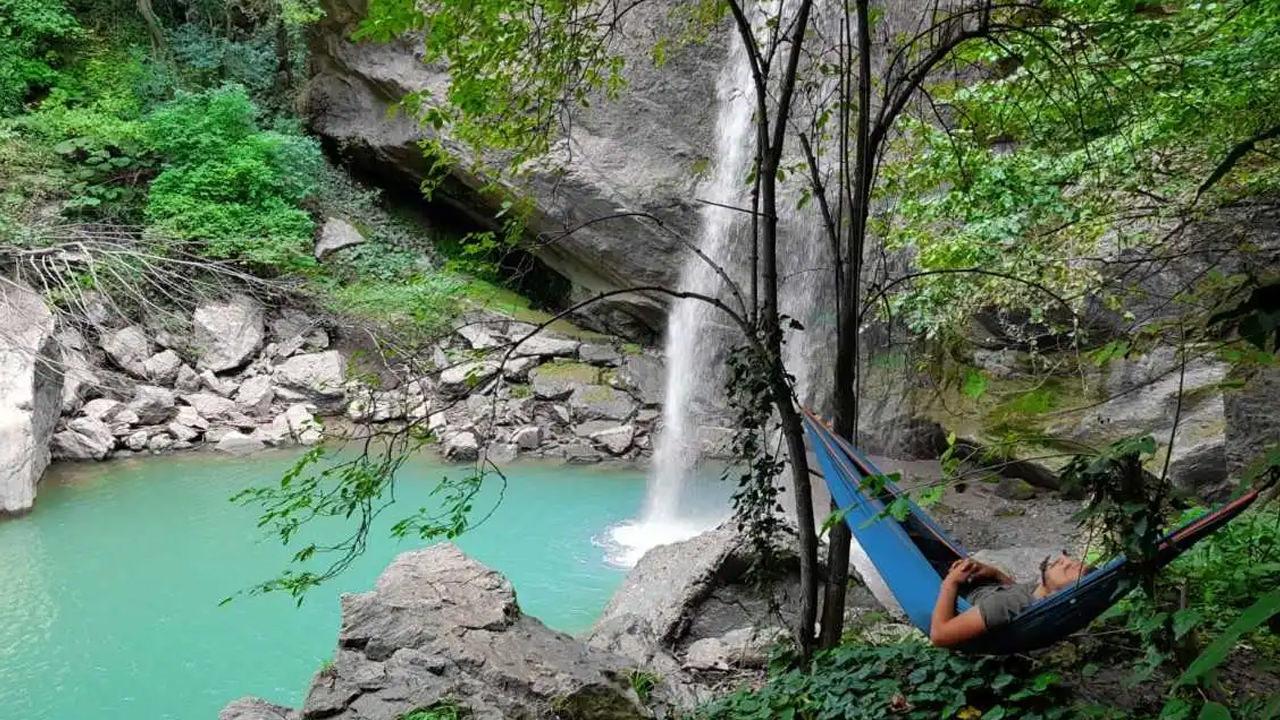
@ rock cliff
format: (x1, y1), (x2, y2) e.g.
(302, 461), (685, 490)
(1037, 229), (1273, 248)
(305, 0), (726, 336)
(0, 282), (63, 514)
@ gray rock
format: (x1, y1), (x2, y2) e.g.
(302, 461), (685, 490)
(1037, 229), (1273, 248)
(273, 350), (347, 411)
(530, 362), (600, 401)
(284, 403), (323, 445)
(500, 355), (538, 382)
(215, 431), (266, 456)
(270, 309), (329, 351)
(0, 284), (63, 503)
(1224, 364), (1280, 494)
(174, 364), (201, 392)
(147, 433), (174, 453)
(681, 627), (784, 671)
(570, 385), (636, 422)
(513, 333), (580, 358)
(315, 217), (366, 259)
(219, 697), (295, 720)
(455, 322), (503, 349)
(443, 431), (479, 461)
(579, 343), (623, 366)
(1168, 437), (1228, 497)
(306, 0), (723, 337)
(573, 420), (618, 438)
(51, 417), (115, 461)
(615, 355), (664, 406)
(143, 349), (183, 385)
(298, 544), (645, 720)
(590, 425), (635, 455)
(193, 295), (265, 372)
(994, 477), (1038, 501)
(438, 360), (501, 399)
(488, 443), (518, 464)
(81, 398), (124, 422)
(200, 368), (238, 397)
(512, 425), (542, 450)
(112, 408), (139, 428)
(972, 348), (1025, 379)
(100, 325), (151, 378)
(55, 328), (97, 414)
(235, 375), (276, 416)
(562, 443), (601, 464)
(175, 404), (209, 430)
(128, 385), (176, 424)
(347, 388), (410, 423)
(125, 430), (150, 451)
(183, 392), (240, 421)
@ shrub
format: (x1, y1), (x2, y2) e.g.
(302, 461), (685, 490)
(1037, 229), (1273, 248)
(143, 85), (322, 271)
(693, 640), (1072, 720)
(0, 0), (81, 115)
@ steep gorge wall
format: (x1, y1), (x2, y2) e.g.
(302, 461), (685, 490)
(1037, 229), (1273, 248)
(305, 0), (728, 337)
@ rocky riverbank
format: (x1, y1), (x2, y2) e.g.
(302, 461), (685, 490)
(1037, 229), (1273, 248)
(0, 280), (685, 515)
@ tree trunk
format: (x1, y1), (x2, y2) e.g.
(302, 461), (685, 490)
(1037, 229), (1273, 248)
(820, 0), (875, 651)
(137, 0), (167, 51)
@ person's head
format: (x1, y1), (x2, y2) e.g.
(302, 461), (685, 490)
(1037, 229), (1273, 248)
(1037, 552), (1090, 593)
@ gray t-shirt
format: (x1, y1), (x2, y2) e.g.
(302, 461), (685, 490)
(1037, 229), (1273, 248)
(968, 582), (1036, 629)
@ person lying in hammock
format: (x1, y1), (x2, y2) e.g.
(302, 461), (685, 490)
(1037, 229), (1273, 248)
(929, 552), (1090, 648)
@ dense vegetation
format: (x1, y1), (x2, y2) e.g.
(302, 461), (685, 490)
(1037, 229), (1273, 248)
(3, 0), (1277, 718)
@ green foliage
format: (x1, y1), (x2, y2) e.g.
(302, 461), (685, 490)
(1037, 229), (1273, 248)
(1061, 434), (1165, 578)
(626, 668), (660, 704)
(397, 701), (469, 720)
(693, 640), (1072, 720)
(144, 85), (322, 271)
(327, 274), (464, 338)
(0, 0), (81, 115)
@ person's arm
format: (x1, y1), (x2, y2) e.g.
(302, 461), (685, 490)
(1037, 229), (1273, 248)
(970, 560), (1015, 586)
(930, 559), (989, 648)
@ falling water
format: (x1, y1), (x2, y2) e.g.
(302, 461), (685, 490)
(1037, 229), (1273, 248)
(604, 26), (758, 566)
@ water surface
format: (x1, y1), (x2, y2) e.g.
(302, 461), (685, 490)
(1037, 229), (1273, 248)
(0, 450), (646, 720)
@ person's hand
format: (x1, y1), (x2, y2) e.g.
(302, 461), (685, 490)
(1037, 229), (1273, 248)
(944, 559), (980, 587)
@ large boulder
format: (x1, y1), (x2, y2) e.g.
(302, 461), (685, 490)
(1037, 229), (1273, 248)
(1224, 364), (1280, 488)
(193, 295), (265, 372)
(55, 328), (98, 413)
(314, 217), (366, 260)
(100, 324), (151, 378)
(274, 350), (347, 411)
(306, 0), (727, 337)
(438, 360), (501, 399)
(570, 385), (636, 422)
(0, 283), (63, 513)
(298, 544), (646, 720)
(128, 385), (176, 425)
(51, 417), (115, 461)
(219, 697), (295, 720)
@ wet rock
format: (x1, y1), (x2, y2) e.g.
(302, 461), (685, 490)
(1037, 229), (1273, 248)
(570, 385), (635, 422)
(182, 393), (239, 422)
(298, 544), (645, 720)
(315, 217), (366, 260)
(100, 325), (151, 378)
(51, 417), (115, 461)
(590, 425), (635, 455)
(143, 349), (183, 385)
(216, 431), (266, 456)
(193, 295), (265, 372)
(235, 375), (276, 416)
(128, 385), (176, 425)
(219, 696), (295, 720)
(562, 443), (601, 464)
(274, 351), (347, 411)
(438, 360), (501, 399)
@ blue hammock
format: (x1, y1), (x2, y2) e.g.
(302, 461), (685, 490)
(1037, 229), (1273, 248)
(802, 410), (1267, 654)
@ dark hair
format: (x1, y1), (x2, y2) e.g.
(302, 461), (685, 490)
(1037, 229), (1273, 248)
(1039, 555), (1051, 586)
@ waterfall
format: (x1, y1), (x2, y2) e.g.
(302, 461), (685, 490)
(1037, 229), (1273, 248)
(603, 26), (757, 567)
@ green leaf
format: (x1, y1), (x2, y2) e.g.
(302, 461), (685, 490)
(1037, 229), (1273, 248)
(1176, 587), (1280, 689)
(962, 368), (988, 399)
(1197, 702), (1232, 720)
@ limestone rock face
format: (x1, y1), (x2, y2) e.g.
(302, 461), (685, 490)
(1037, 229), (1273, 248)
(0, 283), (63, 513)
(193, 295), (265, 372)
(307, 0), (726, 336)
(298, 544), (645, 720)
(1224, 364), (1280, 488)
(314, 217), (366, 260)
